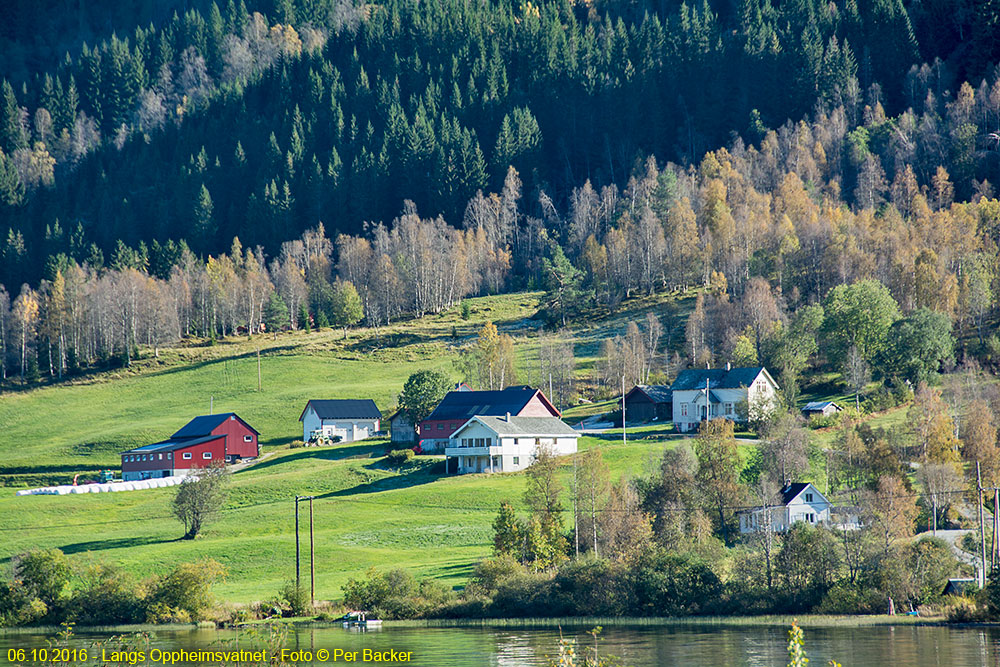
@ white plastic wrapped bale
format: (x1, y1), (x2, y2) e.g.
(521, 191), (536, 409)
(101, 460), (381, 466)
(70, 487), (86, 494)
(56, 487), (71, 495)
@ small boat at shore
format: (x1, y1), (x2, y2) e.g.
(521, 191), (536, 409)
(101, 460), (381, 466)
(341, 611), (382, 629)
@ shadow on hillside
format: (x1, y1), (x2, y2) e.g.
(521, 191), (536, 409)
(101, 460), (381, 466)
(319, 466), (440, 498)
(587, 427), (678, 442)
(143, 345), (302, 379)
(58, 535), (175, 555)
(0, 463), (107, 475)
(239, 443), (385, 474)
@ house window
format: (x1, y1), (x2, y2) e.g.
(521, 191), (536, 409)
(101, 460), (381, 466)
(513, 457), (519, 465)
(244, 435), (253, 442)
(513, 438), (519, 445)
(167, 453), (172, 459)
(158, 453), (163, 460)
(183, 453), (192, 460)
(203, 452), (212, 459)
(681, 404), (688, 417)
(805, 493), (813, 502)
(438, 424), (444, 430)
(725, 403), (733, 415)
(486, 438), (492, 446)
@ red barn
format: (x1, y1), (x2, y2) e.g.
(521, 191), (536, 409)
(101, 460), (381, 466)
(418, 385), (560, 451)
(120, 413), (259, 481)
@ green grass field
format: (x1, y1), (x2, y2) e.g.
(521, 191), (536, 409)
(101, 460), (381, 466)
(0, 287), (917, 606)
(0, 290), (690, 604)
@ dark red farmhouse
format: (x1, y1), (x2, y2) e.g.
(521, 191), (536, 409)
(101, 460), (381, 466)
(120, 413), (259, 481)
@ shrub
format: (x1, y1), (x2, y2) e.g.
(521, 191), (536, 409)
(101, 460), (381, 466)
(807, 413), (840, 429)
(467, 555), (526, 596)
(148, 560), (226, 621)
(385, 449), (415, 465)
(67, 563), (146, 626)
(342, 568), (422, 619)
(145, 603), (192, 624)
(279, 581), (312, 616)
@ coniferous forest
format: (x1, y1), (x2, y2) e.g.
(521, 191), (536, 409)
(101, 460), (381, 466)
(2, 0), (1000, 379)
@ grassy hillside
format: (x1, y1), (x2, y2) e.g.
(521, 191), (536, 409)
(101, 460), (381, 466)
(0, 289), (686, 602)
(0, 287), (916, 605)
(0, 292), (542, 478)
(1, 435), (668, 601)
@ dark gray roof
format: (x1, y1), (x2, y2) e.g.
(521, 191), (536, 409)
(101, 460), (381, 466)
(803, 401), (841, 412)
(302, 399), (382, 420)
(424, 386), (556, 421)
(780, 483), (819, 505)
(671, 367), (769, 391)
(123, 434), (221, 454)
(629, 385), (673, 404)
(171, 413), (259, 438)
(458, 415), (578, 437)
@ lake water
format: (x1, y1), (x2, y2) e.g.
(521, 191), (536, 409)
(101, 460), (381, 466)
(5, 623), (1000, 666)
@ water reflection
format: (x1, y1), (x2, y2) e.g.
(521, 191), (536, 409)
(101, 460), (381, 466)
(6, 623), (1000, 666)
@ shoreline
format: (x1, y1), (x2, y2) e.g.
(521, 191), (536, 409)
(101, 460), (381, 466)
(0, 614), (959, 635)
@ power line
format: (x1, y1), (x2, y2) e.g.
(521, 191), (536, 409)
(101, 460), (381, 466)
(3, 484), (984, 533)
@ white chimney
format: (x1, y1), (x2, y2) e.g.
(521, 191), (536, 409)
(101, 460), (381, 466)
(726, 361), (731, 371)
(505, 412), (511, 422)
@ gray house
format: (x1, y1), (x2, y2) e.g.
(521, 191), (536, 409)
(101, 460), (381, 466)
(389, 410), (416, 444)
(670, 365), (779, 432)
(802, 401), (842, 418)
(623, 385), (673, 423)
(739, 482), (852, 534)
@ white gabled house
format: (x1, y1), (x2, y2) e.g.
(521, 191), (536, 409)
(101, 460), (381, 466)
(671, 365), (779, 433)
(739, 482), (860, 534)
(444, 414), (578, 475)
(299, 399), (382, 443)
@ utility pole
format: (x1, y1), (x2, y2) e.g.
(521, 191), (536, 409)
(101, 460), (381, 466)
(993, 488), (999, 570)
(210, 396), (213, 414)
(621, 375), (627, 447)
(294, 495), (316, 602)
(294, 496), (301, 591)
(309, 496), (315, 607)
(979, 463), (987, 588)
(572, 453), (579, 558)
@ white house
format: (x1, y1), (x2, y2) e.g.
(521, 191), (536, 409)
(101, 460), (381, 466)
(444, 415), (578, 475)
(299, 399), (382, 443)
(739, 482), (859, 534)
(670, 365), (779, 433)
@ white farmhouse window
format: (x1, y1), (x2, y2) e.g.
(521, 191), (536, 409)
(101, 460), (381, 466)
(681, 404), (688, 417)
(805, 493), (813, 502)
(183, 453), (193, 460)
(203, 452), (212, 459)
(725, 403), (733, 415)
(513, 457), (519, 465)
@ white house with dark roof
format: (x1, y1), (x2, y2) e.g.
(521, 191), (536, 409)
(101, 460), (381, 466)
(739, 482), (859, 533)
(670, 365), (779, 432)
(419, 385), (560, 451)
(444, 415), (578, 474)
(299, 399), (382, 443)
